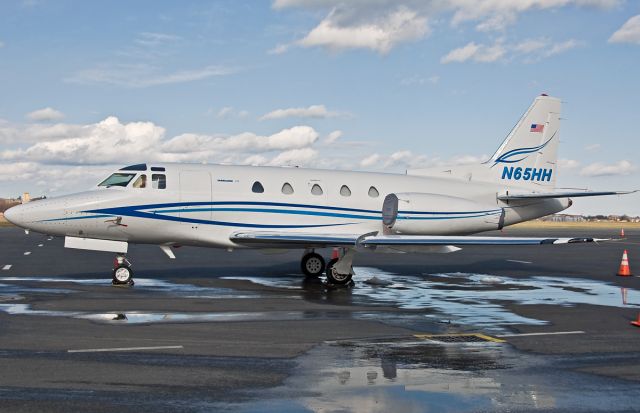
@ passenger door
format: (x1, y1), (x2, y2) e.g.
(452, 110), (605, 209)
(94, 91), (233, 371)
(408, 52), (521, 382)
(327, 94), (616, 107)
(179, 171), (212, 224)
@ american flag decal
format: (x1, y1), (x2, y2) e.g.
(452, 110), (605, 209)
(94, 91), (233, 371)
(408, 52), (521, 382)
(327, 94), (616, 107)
(530, 123), (544, 133)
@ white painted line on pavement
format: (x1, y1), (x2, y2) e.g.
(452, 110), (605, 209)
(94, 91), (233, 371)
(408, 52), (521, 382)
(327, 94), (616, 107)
(23, 251), (31, 256)
(506, 259), (532, 264)
(2, 265), (11, 271)
(68, 345), (184, 353)
(38, 244), (43, 247)
(498, 331), (584, 338)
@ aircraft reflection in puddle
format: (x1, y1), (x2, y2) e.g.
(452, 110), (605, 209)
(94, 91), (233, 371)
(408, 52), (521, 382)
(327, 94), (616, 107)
(226, 268), (640, 331)
(0, 276), (256, 299)
(222, 339), (640, 413)
(0, 304), (342, 324)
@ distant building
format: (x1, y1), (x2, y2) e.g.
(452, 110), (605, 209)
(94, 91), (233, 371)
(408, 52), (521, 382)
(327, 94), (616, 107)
(21, 192), (30, 204)
(539, 214), (585, 222)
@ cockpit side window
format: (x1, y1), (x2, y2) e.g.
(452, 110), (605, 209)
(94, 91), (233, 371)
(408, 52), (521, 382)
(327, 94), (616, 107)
(132, 174), (147, 188)
(98, 173), (136, 188)
(152, 174), (166, 189)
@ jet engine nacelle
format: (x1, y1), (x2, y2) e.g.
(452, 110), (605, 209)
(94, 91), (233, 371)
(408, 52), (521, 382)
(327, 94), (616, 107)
(382, 193), (504, 235)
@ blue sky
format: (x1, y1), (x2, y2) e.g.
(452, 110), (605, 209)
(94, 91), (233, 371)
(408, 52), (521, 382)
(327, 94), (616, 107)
(1, 0), (639, 214)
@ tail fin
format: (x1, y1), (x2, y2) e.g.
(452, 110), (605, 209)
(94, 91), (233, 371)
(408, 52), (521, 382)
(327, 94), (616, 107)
(407, 94), (561, 189)
(486, 94), (561, 188)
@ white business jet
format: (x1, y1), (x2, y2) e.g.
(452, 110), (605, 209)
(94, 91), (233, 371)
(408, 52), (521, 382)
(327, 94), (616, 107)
(4, 95), (633, 286)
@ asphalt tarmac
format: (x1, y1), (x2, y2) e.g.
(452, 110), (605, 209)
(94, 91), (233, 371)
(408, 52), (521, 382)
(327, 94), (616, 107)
(1, 225), (640, 412)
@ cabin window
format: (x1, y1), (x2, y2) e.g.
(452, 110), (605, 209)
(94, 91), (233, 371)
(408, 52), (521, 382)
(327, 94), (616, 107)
(311, 184), (323, 195)
(98, 173), (136, 188)
(132, 174), (147, 188)
(252, 181), (265, 193)
(340, 185), (351, 197)
(368, 186), (379, 198)
(281, 182), (294, 195)
(152, 174), (166, 189)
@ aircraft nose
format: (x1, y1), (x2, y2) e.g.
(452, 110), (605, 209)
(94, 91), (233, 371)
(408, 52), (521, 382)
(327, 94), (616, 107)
(3, 204), (25, 227)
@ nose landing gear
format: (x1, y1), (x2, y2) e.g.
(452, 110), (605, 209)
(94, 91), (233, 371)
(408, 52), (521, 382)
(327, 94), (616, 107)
(112, 255), (134, 286)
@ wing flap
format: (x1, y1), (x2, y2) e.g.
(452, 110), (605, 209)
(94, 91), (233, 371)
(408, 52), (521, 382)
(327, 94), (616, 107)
(498, 190), (636, 200)
(231, 231), (605, 249)
(361, 235), (603, 246)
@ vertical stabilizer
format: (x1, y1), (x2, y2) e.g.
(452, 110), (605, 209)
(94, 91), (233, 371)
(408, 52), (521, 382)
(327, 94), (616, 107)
(487, 95), (561, 188)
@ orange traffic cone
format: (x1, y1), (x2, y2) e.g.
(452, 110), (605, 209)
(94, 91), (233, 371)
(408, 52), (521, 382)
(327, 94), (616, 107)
(617, 250), (633, 277)
(621, 228), (625, 238)
(332, 248), (340, 260)
(632, 313), (640, 327)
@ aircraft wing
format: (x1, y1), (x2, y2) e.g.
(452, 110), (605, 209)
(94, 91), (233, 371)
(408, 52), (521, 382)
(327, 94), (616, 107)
(498, 190), (636, 200)
(230, 231), (605, 249)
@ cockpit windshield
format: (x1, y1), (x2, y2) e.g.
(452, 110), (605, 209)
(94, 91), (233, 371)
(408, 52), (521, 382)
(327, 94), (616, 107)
(98, 173), (136, 188)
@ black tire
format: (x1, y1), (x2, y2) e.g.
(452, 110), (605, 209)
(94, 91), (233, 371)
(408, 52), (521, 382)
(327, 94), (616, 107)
(301, 252), (326, 277)
(112, 264), (133, 285)
(326, 258), (353, 285)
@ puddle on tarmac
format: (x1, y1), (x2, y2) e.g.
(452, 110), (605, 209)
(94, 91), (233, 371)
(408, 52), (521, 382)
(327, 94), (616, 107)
(227, 268), (640, 331)
(0, 303), (371, 325)
(0, 277), (256, 299)
(213, 340), (640, 413)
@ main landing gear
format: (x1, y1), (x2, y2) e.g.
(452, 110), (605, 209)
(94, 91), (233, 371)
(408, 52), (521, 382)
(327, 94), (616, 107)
(300, 248), (355, 285)
(112, 254), (134, 286)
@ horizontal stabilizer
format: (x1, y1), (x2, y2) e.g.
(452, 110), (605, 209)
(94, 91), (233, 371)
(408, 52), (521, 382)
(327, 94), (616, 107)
(498, 190), (637, 200)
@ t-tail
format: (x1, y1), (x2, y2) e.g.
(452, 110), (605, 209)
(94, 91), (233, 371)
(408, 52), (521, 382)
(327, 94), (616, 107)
(407, 94), (561, 190)
(486, 94), (560, 189)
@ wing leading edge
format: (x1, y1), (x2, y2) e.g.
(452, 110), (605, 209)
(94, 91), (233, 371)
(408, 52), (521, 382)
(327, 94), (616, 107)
(230, 231), (604, 249)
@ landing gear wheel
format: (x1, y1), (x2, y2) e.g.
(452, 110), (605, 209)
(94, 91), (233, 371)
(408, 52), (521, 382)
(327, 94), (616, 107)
(112, 265), (134, 286)
(301, 252), (326, 277)
(326, 258), (353, 285)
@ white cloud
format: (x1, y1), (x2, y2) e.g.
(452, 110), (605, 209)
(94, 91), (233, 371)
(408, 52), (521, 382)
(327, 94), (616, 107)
(260, 104), (342, 120)
(273, 1), (618, 53)
(449, 0), (620, 31)
(214, 107), (249, 119)
(325, 130), (343, 144)
(161, 126), (319, 156)
(580, 160), (636, 177)
(217, 107), (234, 119)
(67, 64), (235, 88)
(558, 158), (581, 169)
(513, 38), (547, 54)
(26, 107), (65, 122)
(268, 148), (318, 166)
(268, 44), (290, 55)
(442, 38), (581, 64)
(2, 117), (165, 165)
(546, 39), (581, 56)
(441, 41), (505, 63)
(609, 15), (640, 44)
(584, 143), (601, 151)
(297, 6), (429, 54)
(359, 153), (381, 168)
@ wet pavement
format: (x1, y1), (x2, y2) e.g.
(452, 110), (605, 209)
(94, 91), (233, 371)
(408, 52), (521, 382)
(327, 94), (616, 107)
(1, 225), (640, 412)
